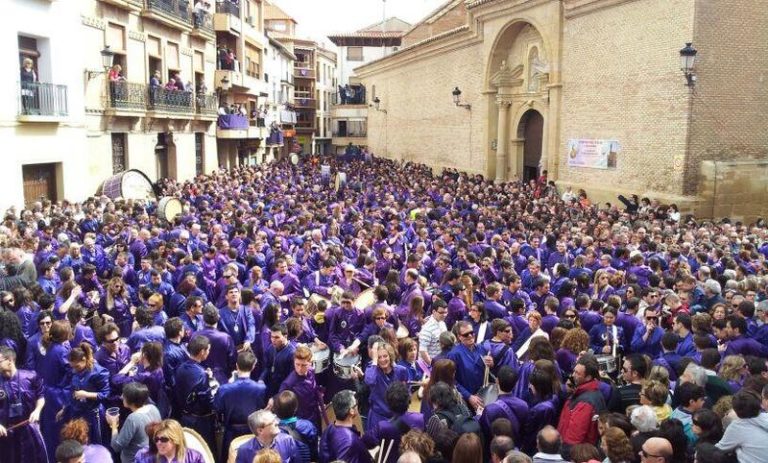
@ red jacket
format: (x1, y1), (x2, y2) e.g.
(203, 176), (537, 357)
(557, 379), (606, 446)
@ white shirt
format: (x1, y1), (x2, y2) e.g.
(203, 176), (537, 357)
(419, 316), (446, 359)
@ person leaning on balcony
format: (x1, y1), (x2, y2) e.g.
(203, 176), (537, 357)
(20, 57), (37, 114)
(149, 71), (161, 106)
(108, 64), (125, 102)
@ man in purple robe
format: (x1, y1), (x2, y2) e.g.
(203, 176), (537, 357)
(279, 345), (324, 428)
(235, 410), (301, 463)
(320, 390), (373, 463)
(260, 323), (297, 398)
(480, 365), (529, 445)
(271, 258), (301, 310)
(0, 346), (47, 463)
(192, 304), (236, 385)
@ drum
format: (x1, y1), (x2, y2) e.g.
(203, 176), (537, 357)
(333, 354), (361, 380)
(96, 169), (155, 200)
(290, 153), (299, 165)
(396, 324), (410, 339)
(157, 197), (182, 222)
(311, 346), (331, 373)
(334, 172), (347, 192)
(596, 354), (617, 374)
(227, 434), (252, 463)
(307, 293), (330, 316)
(183, 427), (215, 463)
(477, 383), (500, 406)
(354, 288), (376, 310)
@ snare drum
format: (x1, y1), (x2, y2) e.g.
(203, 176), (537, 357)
(596, 354), (617, 374)
(354, 288), (376, 310)
(183, 427), (215, 463)
(396, 324), (410, 339)
(307, 293), (330, 316)
(311, 346), (331, 374)
(333, 354), (361, 380)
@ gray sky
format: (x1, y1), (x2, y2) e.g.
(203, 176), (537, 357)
(272, 0), (448, 47)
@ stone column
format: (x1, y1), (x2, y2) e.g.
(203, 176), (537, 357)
(495, 96), (512, 183)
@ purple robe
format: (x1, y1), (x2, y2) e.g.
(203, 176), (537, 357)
(320, 424), (373, 463)
(99, 297), (133, 338)
(0, 369), (47, 463)
(362, 412), (424, 463)
(520, 396), (559, 454)
(135, 448), (206, 463)
(193, 328), (237, 385)
(364, 364), (409, 431)
(234, 434), (301, 463)
(39, 341), (71, 460)
(480, 392), (529, 444)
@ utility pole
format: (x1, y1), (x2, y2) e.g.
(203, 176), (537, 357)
(382, 0), (387, 56)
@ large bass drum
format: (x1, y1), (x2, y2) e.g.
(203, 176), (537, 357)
(157, 197), (182, 222)
(183, 427), (215, 463)
(96, 169), (156, 200)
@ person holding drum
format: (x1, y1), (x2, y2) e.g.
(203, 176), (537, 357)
(588, 306), (625, 356)
(289, 297), (327, 349)
(329, 292), (367, 359)
(363, 342), (409, 432)
(447, 320), (493, 412)
(302, 259), (339, 299)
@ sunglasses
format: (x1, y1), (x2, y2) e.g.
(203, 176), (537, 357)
(39, 320), (52, 326)
(459, 331), (474, 338)
(104, 337), (120, 344)
(154, 436), (171, 444)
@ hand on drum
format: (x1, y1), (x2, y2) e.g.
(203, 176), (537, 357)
(482, 355), (494, 368)
(314, 339), (327, 350)
(468, 395), (484, 411)
(601, 345), (612, 354)
(352, 365), (364, 378)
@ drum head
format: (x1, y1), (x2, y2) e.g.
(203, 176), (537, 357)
(290, 153), (299, 165)
(227, 435), (253, 463)
(396, 324), (410, 339)
(478, 384), (499, 405)
(334, 354), (360, 367)
(353, 289), (376, 310)
(159, 197), (182, 222)
(183, 427), (215, 463)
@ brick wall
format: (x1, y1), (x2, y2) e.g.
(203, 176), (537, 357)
(402, 1), (468, 48)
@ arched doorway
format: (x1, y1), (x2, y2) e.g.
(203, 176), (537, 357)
(518, 109), (543, 182)
(155, 133), (169, 180)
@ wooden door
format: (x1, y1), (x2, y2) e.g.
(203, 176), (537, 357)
(23, 163), (57, 205)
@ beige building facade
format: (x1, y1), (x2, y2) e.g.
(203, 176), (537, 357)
(356, 0), (768, 220)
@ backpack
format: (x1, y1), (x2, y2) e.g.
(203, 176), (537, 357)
(436, 408), (483, 438)
(280, 424), (313, 463)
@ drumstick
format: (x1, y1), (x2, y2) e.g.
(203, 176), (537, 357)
(352, 277), (372, 289)
(483, 364), (490, 388)
(382, 439), (395, 463)
(7, 420), (29, 431)
(377, 439), (385, 463)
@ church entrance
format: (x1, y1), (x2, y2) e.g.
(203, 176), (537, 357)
(518, 109), (543, 182)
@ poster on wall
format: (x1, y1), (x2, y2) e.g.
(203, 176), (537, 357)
(566, 139), (620, 169)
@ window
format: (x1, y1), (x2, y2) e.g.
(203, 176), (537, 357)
(111, 133), (127, 174)
(271, 21), (286, 31)
(347, 47), (363, 61)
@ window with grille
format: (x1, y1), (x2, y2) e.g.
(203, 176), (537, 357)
(111, 133), (127, 174)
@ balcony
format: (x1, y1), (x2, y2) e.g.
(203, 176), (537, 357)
(191, 10), (215, 39)
(332, 130), (367, 138)
(100, 0), (143, 11)
(147, 87), (194, 114)
(214, 0), (241, 34)
(215, 69), (245, 90)
(296, 120), (315, 131)
(142, 0), (192, 31)
(332, 86), (367, 106)
(195, 93), (219, 120)
(294, 97), (316, 108)
(18, 82), (68, 122)
(106, 81), (147, 116)
(293, 67), (315, 80)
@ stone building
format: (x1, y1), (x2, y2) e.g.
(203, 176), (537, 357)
(355, 0), (768, 220)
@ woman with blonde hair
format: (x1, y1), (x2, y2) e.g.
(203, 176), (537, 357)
(99, 276), (134, 337)
(719, 355), (746, 393)
(600, 427), (635, 463)
(593, 269), (615, 302)
(135, 419), (205, 463)
(639, 380), (672, 423)
(253, 448), (282, 463)
(364, 341), (408, 431)
(58, 342), (110, 445)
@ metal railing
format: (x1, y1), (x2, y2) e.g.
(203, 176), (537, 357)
(145, 0), (190, 22)
(18, 82), (68, 117)
(196, 93), (218, 115)
(147, 86), (193, 112)
(293, 67), (315, 79)
(294, 97), (316, 108)
(108, 81), (147, 110)
(215, 0), (239, 16)
(332, 130), (367, 138)
(332, 88), (367, 105)
(249, 118), (266, 127)
(192, 10), (213, 33)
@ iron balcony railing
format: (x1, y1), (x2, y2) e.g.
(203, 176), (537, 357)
(19, 81), (68, 117)
(332, 89), (367, 105)
(196, 93), (218, 115)
(294, 97), (317, 108)
(215, 0), (239, 16)
(108, 81), (147, 110)
(332, 130), (367, 138)
(148, 86), (193, 112)
(146, 0), (190, 22)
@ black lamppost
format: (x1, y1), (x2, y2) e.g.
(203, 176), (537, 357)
(679, 42), (698, 87)
(452, 86), (471, 110)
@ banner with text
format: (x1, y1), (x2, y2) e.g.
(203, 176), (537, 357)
(566, 139), (620, 169)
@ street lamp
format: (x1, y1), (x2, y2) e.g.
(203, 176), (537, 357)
(452, 86), (471, 109)
(679, 42), (697, 87)
(86, 45), (116, 80)
(371, 96), (387, 113)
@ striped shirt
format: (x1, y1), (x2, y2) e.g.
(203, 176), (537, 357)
(419, 316), (447, 359)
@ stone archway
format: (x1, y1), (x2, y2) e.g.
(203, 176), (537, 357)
(486, 20), (555, 183)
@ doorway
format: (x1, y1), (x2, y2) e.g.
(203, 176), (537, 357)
(23, 163), (58, 205)
(518, 109), (544, 182)
(155, 133), (169, 179)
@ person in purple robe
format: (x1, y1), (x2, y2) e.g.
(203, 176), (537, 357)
(529, 277), (555, 315)
(134, 419), (206, 463)
(480, 365), (529, 445)
(99, 277), (134, 338)
(24, 310), (54, 372)
(446, 283), (468, 330)
(363, 342), (409, 431)
(260, 322), (297, 398)
(589, 306), (625, 355)
(271, 258), (302, 309)
(362, 381), (424, 463)
(592, 269), (616, 303)
(519, 363), (560, 454)
(126, 306), (165, 353)
(192, 304), (236, 386)
(0, 346), (47, 463)
(481, 319), (519, 377)
(320, 389), (373, 463)
(329, 292), (367, 357)
(112, 341), (166, 407)
(235, 410), (302, 463)
(397, 269), (422, 319)
(66, 306), (96, 349)
(58, 342), (110, 446)
(39, 320), (72, 460)
(303, 260), (339, 298)
(279, 345), (325, 429)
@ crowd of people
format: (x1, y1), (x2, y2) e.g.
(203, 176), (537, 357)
(1, 155), (768, 463)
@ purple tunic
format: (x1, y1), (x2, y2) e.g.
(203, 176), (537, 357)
(280, 370), (323, 425)
(39, 341), (71, 460)
(320, 424), (373, 463)
(364, 364), (409, 431)
(0, 369), (47, 463)
(134, 448), (206, 463)
(234, 434), (301, 463)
